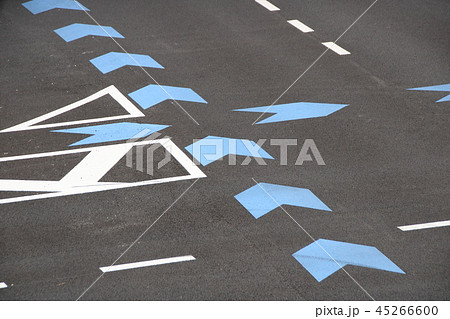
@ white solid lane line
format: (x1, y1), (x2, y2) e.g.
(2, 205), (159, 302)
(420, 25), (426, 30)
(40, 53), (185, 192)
(398, 220), (450, 231)
(100, 255), (196, 273)
(255, 0), (280, 12)
(322, 42), (351, 55)
(287, 19), (314, 33)
(0, 282), (7, 289)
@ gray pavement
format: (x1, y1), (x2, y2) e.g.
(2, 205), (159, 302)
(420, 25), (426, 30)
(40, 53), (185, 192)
(0, 0), (449, 300)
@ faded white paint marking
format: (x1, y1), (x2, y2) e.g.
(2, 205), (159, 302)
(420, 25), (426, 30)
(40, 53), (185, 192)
(398, 220), (450, 231)
(322, 42), (351, 55)
(255, 0), (280, 12)
(287, 19), (314, 33)
(100, 255), (196, 273)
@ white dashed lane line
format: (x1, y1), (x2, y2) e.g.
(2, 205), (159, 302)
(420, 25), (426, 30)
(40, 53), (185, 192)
(322, 42), (351, 55)
(287, 19), (314, 33)
(398, 220), (450, 231)
(100, 255), (196, 273)
(253, 2), (351, 56)
(255, 0), (280, 12)
(0, 282), (7, 289)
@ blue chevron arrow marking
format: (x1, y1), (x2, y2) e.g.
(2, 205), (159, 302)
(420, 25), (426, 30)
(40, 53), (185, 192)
(293, 239), (405, 282)
(90, 52), (164, 74)
(234, 182), (331, 218)
(52, 122), (170, 146)
(185, 136), (274, 166)
(129, 85), (207, 110)
(22, 0), (89, 14)
(54, 23), (124, 42)
(234, 102), (348, 124)
(408, 84), (450, 102)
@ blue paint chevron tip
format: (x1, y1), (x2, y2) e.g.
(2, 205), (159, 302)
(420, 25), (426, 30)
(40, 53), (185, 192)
(234, 102), (348, 124)
(234, 182), (331, 218)
(129, 85), (207, 110)
(52, 122), (170, 146)
(408, 84), (450, 91)
(408, 84), (450, 102)
(54, 23), (124, 42)
(185, 136), (274, 166)
(292, 239), (405, 282)
(90, 52), (164, 74)
(23, 0), (89, 14)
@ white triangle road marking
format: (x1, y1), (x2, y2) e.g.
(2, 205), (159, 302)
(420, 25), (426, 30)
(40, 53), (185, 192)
(1, 85), (145, 133)
(0, 139), (206, 204)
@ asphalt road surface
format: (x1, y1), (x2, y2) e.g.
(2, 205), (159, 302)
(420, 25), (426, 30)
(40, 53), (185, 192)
(0, 0), (449, 300)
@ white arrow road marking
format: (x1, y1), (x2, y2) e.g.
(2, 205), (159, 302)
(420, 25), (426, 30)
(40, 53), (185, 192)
(398, 220), (450, 231)
(0, 139), (206, 204)
(100, 255), (196, 273)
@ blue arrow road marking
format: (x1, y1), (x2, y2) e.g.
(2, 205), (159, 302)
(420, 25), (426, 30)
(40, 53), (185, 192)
(52, 122), (170, 146)
(90, 52), (164, 74)
(54, 23), (124, 42)
(234, 183), (331, 218)
(234, 102), (348, 124)
(185, 136), (274, 166)
(22, 0), (89, 14)
(408, 84), (450, 102)
(292, 239), (405, 282)
(129, 85), (207, 110)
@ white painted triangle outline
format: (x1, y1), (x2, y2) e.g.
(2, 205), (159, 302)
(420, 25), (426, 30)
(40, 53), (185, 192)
(1, 85), (145, 133)
(0, 139), (206, 204)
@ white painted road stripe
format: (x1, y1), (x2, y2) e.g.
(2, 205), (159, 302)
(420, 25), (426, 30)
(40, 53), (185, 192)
(287, 19), (314, 33)
(0, 282), (7, 289)
(255, 0), (280, 12)
(322, 42), (351, 55)
(398, 220), (450, 231)
(100, 255), (196, 273)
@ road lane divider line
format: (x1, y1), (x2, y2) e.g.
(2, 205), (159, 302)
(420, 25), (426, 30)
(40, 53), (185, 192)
(398, 220), (450, 231)
(100, 255), (196, 273)
(255, 0), (280, 12)
(287, 19), (314, 33)
(0, 282), (7, 289)
(322, 42), (351, 55)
